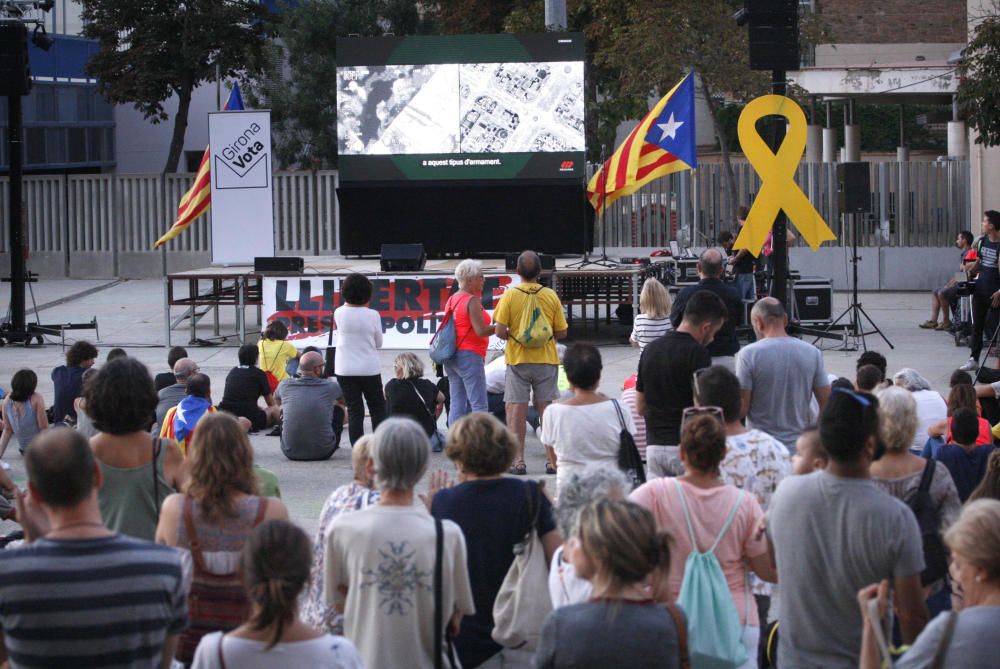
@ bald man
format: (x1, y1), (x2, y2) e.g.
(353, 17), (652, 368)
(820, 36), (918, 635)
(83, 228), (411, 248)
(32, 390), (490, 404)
(155, 357), (200, 429)
(273, 350), (346, 460)
(669, 247), (743, 370)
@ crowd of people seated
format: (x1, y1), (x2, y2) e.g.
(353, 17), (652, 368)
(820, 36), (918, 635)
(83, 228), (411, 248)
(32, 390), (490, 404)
(2, 249), (1000, 669)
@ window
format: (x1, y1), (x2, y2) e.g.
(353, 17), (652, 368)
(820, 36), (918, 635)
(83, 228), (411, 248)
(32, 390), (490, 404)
(25, 128), (46, 165)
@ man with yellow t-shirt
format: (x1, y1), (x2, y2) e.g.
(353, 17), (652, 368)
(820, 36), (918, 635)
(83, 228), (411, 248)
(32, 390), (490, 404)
(494, 250), (568, 475)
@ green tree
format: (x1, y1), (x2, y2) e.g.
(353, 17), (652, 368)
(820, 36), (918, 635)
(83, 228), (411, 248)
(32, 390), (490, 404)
(246, 0), (427, 168)
(81, 0), (271, 173)
(959, 13), (1000, 147)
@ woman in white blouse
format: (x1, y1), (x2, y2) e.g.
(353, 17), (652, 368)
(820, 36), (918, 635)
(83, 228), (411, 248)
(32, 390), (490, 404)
(542, 343), (635, 499)
(334, 273), (386, 445)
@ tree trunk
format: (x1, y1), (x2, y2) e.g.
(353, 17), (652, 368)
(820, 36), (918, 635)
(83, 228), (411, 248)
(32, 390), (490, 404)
(164, 76), (193, 173)
(702, 78), (739, 228)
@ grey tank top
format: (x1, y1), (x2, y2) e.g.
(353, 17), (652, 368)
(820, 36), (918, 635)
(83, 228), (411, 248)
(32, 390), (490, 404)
(5, 398), (40, 452)
(75, 406), (99, 439)
(98, 437), (174, 542)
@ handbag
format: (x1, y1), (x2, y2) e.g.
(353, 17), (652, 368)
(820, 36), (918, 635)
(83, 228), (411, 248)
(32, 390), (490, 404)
(491, 481), (552, 651)
(612, 399), (646, 489)
(429, 294), (473, 364)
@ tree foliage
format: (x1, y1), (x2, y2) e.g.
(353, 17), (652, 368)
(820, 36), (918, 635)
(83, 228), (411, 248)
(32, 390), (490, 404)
(81, 0), (271, 173)
(245, 0), (428, 168)
(959, 15), (1000, 147)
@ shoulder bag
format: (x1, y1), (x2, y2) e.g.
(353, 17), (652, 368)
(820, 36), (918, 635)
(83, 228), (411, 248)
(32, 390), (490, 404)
(663, 603), (690, 669)
(612, 399), (646, 489)
(433, 517), (458, 669)
(909, 458), (949, 586)
(491, 480), (552, 651)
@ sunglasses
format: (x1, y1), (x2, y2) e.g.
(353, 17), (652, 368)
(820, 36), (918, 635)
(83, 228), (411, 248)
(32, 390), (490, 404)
(681, 405), (724, 432)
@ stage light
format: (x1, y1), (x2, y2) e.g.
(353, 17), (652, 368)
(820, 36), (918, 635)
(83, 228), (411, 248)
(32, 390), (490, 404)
(31, 23), (54, 51)
(733, 7), (749, 26)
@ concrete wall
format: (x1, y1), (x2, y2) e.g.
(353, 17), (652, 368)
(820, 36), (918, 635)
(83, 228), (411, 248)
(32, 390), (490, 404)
(814, 43), (963, 67)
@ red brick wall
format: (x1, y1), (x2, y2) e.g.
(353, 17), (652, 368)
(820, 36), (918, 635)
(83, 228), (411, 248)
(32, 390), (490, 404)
(817, 0), (966, 43)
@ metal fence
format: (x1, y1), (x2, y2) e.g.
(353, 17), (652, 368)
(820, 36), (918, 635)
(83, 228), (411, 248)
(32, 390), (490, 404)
(0, 161), (971, 278)
(594, 160), (972, 249)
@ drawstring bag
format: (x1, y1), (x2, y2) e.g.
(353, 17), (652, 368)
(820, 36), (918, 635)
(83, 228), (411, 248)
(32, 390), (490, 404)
(510, 286), (553, 348)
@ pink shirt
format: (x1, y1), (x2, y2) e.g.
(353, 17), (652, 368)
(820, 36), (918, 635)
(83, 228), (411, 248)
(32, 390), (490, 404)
(630, 478), (767, 626)
(446, 292), (491, 358)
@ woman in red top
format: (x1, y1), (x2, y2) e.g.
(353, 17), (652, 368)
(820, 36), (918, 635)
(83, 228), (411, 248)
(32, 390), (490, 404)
(443, 259), (496, 426)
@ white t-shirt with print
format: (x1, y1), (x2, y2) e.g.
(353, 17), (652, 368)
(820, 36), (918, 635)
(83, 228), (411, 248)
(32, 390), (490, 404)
(191, 632), (364, 669)
(324, 505), (475, 669)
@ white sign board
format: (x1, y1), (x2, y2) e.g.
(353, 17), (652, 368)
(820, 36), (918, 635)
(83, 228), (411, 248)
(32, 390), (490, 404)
(261, 273), (521, 350)
(208, 110), (275, 264)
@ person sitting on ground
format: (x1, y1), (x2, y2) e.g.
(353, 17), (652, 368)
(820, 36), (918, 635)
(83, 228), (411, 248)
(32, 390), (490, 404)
(767, 388), (928, 666)
(534, 499), (685, 669)
(631, 414), (776, 661)
(0, 369), (48, 458)
(630, 279), (673, 349)
(73, 367), (99, 439)
(0, 428), (186, 668)
(275, 351), (345, 461)
(542, 343), (635, 495)
(324, 418), (475, 669)
(258, 320), (299, 393)
(384, 352), (446, 451)
(620, 374), (647, 462)
(951, 369), (974, 387)
(50, 340), (98, 424)
(670, 247), (743, 369)
(920, 229), (977, 331)
(160, 373), (241, 454)
(936, 407), (996, 503)
(858, 499), (1000, 669)
(302, 436), (379, 636)
(548, 466), (631, 609)
(483, 352), (541, 432)
(856, 364), (884, 393)
(428, 412), (560, 668)
(334, 273), (387, 446)
(893, 368), (948, 454)
(191, 520), (363, 669)
(106, 347), (128, 362)
(155, 357), (200, 429)
(87, 358), (185, 541)
(969, 450), (1000, 502)
(638, 290), (726, 477)
(791, 425), (828, 475)
(155, 345), (188, 392)
(857, 350), (891, 391)
(925, 382), (994, 452)
(219, 344), (281, 432)
(737, 297), (831, 452)
(155, 412), (288, 664)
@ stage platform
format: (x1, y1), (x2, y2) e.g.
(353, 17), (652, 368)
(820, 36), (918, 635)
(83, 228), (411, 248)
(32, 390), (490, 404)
(164, 256), (669, 346)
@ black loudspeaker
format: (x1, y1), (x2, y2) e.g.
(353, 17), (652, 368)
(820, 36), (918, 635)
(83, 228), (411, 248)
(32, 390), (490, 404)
(793, 276), (833, 324)
(254, 256), (303, 274)
(747, 0), (799, 72)
(838, 162), (871, 214)
(0, 24), (31, 97)
(380, 243), (426, 272)
(504, 253), (555, 272)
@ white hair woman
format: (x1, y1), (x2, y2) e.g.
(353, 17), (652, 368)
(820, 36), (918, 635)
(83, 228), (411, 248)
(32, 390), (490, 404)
(859, 499), (1000, 668)
(892, 367), (947, 453)
(442, 259), (496, 425)
(322, 418), (475, 669)
(384, 352), (446, 450)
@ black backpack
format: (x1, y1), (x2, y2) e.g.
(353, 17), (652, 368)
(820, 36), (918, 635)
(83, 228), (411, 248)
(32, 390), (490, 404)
(907, 459), (949, 586)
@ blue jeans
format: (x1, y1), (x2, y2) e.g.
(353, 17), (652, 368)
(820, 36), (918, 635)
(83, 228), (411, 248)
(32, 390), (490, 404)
(735, 272), (756, 302)
(444, 349), (487, 426)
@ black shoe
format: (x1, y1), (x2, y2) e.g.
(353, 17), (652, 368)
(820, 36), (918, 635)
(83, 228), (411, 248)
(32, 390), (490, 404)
(267, 424), (282, 437)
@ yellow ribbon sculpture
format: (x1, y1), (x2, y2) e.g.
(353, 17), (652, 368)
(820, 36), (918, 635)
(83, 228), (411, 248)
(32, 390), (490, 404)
(733, 95), (836, 253)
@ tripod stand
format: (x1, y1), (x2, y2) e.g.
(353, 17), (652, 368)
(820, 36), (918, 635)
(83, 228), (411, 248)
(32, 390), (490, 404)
(567, 149), (617, 269)
(819, 212), (893, 352)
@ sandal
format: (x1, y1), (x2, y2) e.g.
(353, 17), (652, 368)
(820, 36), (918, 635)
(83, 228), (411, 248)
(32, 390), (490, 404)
(937, 321), (953, 331)
(510, 462), (527, 476)
(918, 320), (938, 329)
(545, 463), (557, 475)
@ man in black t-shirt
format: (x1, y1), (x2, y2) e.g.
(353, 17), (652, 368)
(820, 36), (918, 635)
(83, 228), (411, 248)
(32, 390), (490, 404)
(219, 344), (280, 430)
(726, 205), (758, 301)
(961, 211), (1000, 371)
(670, 247), (743, 370)
(637, 290), (727, 477)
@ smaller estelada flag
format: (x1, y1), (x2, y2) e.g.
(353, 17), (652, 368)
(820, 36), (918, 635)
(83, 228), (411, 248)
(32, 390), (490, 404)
(154, 84), (245, 249)
(587, 72), (697, 213)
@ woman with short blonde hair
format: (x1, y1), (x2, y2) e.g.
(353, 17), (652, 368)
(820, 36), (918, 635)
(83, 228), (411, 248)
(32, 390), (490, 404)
(384, 352), (445, 448)
(630, 279), (673, 349)
(443, 259), (496, 424)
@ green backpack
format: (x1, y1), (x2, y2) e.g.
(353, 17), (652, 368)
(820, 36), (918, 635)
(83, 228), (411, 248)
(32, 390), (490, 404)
(511, 286), (554, 348)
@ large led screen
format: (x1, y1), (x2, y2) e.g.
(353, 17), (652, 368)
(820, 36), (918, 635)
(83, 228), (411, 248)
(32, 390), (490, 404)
(336, 34), (586, 181)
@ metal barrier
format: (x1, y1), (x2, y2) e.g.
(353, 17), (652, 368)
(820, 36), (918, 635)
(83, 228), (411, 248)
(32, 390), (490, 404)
(594, 160), (971, 249)
(0, 162), (972, 278)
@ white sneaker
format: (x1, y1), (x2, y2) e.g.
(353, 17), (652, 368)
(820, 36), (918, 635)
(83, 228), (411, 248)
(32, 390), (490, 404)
(959, 357), (978, 371)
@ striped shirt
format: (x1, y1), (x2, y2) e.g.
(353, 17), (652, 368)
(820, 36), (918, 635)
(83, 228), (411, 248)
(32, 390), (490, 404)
(630, 314), (673, 349)
(0, 534), (187, 669)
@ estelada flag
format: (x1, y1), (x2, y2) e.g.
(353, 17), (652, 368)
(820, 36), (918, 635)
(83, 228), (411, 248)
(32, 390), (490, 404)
(587, 72), (697, 213)
(153, 83), (246, 248)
